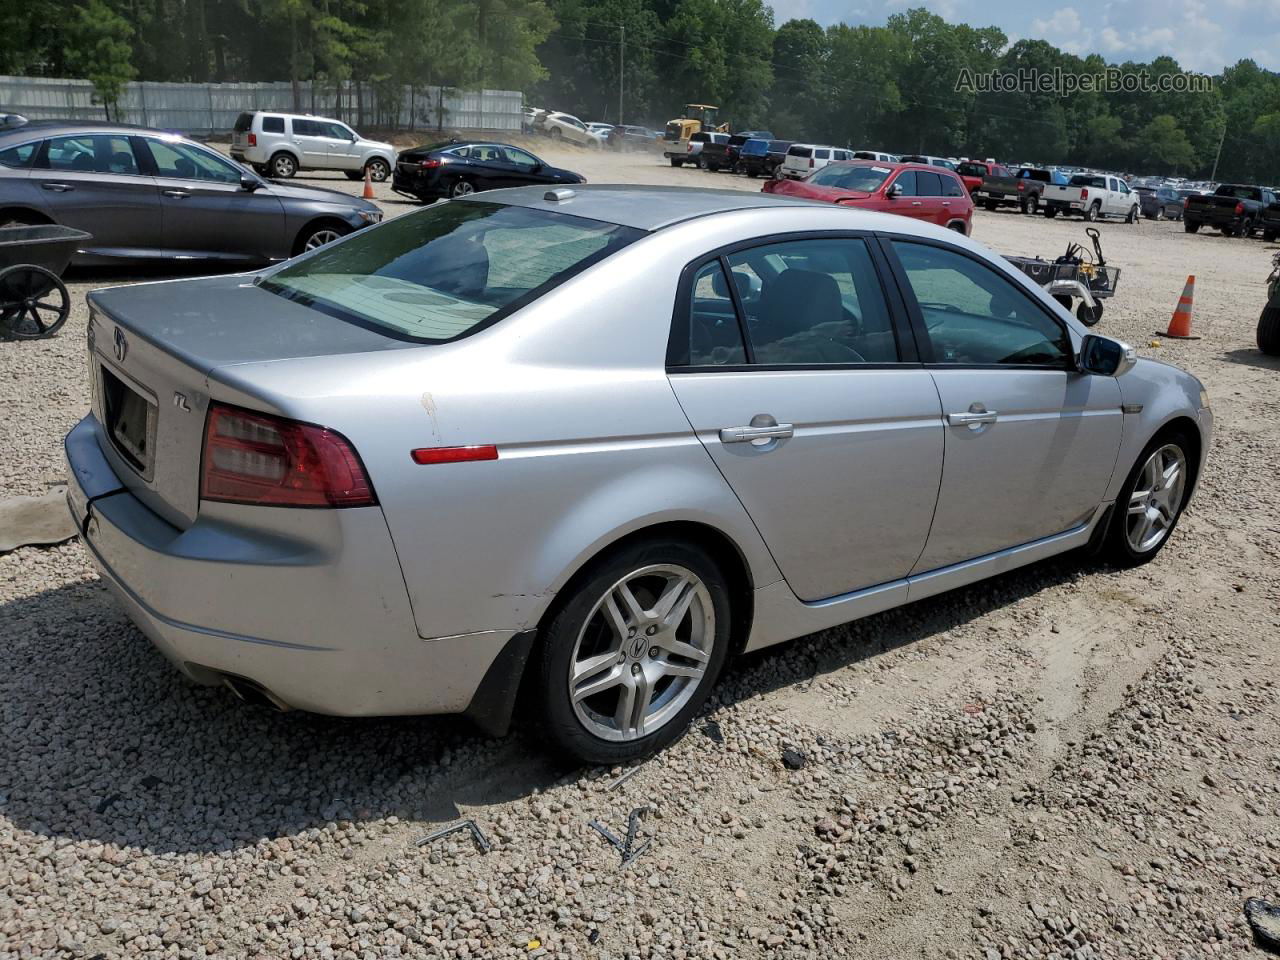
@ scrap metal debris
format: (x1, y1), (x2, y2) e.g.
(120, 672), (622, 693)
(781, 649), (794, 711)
(589, 807), (651, 867)
(416, 819), (491, 854)
(1246, 898), (1280, 953)
(607, 765), (643, 791)
(781, 748), (808, 770)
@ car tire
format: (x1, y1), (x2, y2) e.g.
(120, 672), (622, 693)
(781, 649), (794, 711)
(294, 220), (351, 255)
(549, 127), (562, 141)
(1258, 304), (1280, 355)
(450, 179), (475, 198)
(983, 200), (998, 211)
(1022, 194), (1039, 215)
(1241, 217), (1256, 239)
(706, 163), (719, 173)
(1084, 202), (1100, 222)
(1185, 222), (1199, 233)
(1103, 430), (1194, 568)
(530, 537), (732, 764)
(1044, 208), (1057, 218)
(1126, 204), (1139, 224)
(1265, 230), (1277, 243)
(670, 159), (683, 167)
(270, 152), (297, 179)
(365, 158), (390, 182)
(1076, 300), (1104, 326)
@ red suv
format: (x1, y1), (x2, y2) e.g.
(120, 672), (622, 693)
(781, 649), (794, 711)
(762, 161), (973, 234)
(956, 159), (1009, 194)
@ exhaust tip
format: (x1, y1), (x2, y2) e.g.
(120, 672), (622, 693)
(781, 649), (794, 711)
(222, 675), (291, 712)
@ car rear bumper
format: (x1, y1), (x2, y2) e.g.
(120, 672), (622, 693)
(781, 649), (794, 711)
(65, 414), (511, 718)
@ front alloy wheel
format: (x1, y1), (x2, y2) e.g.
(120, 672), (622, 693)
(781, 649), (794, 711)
(533, 540), (731, 763)
(366, 158), (390, 182)
(1105, 434), (1191, 566)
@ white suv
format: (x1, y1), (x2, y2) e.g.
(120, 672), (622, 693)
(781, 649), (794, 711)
(231, 112), (396, 182)
(781, 144), (853, 180)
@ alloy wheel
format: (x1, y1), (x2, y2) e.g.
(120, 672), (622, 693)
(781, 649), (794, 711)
(1126, 443), (1187, 553)
(367, 159), (389, 182)
(272, 155), (296, 178)
(451, 180), (474, 197)
(567, 564), (714, 742)
(303, 228), (343, 250)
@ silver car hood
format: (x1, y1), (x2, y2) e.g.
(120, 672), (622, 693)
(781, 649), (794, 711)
(87, 273), (411, 375)
(261, 179), (380, 210)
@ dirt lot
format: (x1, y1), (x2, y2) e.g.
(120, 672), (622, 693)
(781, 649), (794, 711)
(2, 142), (1279, 960)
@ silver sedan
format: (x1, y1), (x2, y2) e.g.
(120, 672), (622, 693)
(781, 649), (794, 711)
(65, 185), (1213, 763)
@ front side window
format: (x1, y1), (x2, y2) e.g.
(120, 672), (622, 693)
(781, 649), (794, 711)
(891, 240), (1070, 367)
(325, 122), (354, 140)
(725, 238), (897, 365)
(41, 135), (141, 175)
(504, 147), (539, 167)
(262, 202), (643, 342)
(892, 170), (917, 196)
(144, 139), (242, 183)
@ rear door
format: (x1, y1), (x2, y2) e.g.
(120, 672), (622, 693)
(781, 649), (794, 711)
(138, 136), (284, 261)
(31, 134), (162, 255)
(666, 235), (943, 601)
(882, 236), (1122, 570)
(912, 170), (948, 225)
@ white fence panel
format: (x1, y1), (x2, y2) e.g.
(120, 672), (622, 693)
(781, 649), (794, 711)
(0, 76), (524, 135)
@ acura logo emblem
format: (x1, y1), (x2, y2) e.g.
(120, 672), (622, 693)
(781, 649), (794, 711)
(113, 327), (128, 363)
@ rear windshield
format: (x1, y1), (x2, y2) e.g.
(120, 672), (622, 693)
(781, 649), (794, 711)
(234, 113), (253, 132)
(788, 145), (812, 158)
(260, 202), (644, 343)
(957, 162), (987, 177)
(807, 164), (891, 191)
(1216, 185), (1262, 200)
(1019, 169), (1051, 181)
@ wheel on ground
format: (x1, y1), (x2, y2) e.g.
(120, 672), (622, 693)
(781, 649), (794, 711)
(296, 222), (351, 254)
(706, 163), (720, 173)
(982, 200), (998, 211)
(549, 127), (562, 141)
(1076, 300), (1104, 326)
(270, 152), (297, 178)
(1264, 230), (1277, 243)
(1150, 209), (1162, 221)
(1241, 218), (1256, 239)
(670, 158), (683, 167)
(1258, 305), (1280, 355)
(450, 178), (475, 198)
(365, 158), (390, 182)
(344, 170), (363, 180)
(0, 265), (70, 339)
(531, 538), (732, 764)
(1044, 208), (1058, 218)
(1084, 203), (1100, 222)
(1185, 221), (1199, 233)
(1103, 432), (1193, 567)
(1021, 195), (1039, 215)
(1126, 204), (1139, 223)
(746, 169), (757, 178)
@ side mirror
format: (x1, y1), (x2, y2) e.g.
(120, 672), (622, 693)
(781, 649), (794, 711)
(240, 174), (261, 192)
(1078, 333), (1136, 377)
(887, 183), (903, 199)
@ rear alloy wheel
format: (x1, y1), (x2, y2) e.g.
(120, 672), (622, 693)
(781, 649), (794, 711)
(533, 539), (731, 763)
(1241, 218), (1256, 239)
(1084, 202), (1100, 222)
(450, 179), (475, 198)
(1105, 435), (1191, 566)
(365, 158), (390, 182)
(1022, 194), (1039, 215)
(298, 222), (350, 253)
(270, 152), (297, 178)
(1258, 304), (1280, 355)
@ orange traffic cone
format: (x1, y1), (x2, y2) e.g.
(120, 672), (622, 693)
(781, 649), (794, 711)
(1159, 275), (1200, 339)
(362, 167), (375, 200)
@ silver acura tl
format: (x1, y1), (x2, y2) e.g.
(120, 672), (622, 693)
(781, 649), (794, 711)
(65, 185), (1213, 763)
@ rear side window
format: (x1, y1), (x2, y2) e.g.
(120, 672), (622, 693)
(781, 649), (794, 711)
(815, 149), (830, 160)
(0, 141), (37, 168)
(262, 116), (285, 134)
(916, 171), (942, 196)
(233, 113), (253, 132)
(891, 240), (1069, 367)
(941, 173), (964, 197)
(293, 118), (321, 136)
(41, 135), (141, 174)
(727, 238), (897, 365)
(262, 202), (644, 343)
(688, 261), (746, 366)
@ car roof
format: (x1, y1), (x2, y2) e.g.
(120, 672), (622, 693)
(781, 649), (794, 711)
(461, 184), (827, 232)
(0, 120), (196, 144)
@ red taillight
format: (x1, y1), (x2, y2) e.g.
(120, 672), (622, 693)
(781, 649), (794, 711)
(687, 142), (694, 153)
(1235, 202), (1245, 215)
(247, 133), (257, 147)
(200, 403), (375, 508)
(410, 445), (498, 465)
(420, 157), (441, 169)
(1017, 181), (1025, 191)
(809, 157), (815, 168)
(1080, 188), (1089, 200)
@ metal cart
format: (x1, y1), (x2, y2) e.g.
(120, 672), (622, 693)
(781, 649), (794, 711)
(0, 224), (90, 340)
(1005, 227), (1121, 327)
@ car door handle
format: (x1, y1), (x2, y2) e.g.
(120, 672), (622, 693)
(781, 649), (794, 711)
(162, 189), (190, 198)
(911, 200), (922, 206)
(41, 182), (73, 192)
(947, 409), (999, 426)
(942, 200), (951, 206)
(720, 422), (794, 443)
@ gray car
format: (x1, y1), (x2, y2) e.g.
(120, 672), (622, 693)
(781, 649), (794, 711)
(64, 185), (1213, 763)
(0, 121), (383, 264)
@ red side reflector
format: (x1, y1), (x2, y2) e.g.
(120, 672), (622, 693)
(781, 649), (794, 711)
(411, 445), (498, 465)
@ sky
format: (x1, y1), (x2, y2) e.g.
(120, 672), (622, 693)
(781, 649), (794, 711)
(767, 0), (1280, 74)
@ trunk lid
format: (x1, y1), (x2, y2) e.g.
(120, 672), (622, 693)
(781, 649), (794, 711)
(87, 273), (413, 528)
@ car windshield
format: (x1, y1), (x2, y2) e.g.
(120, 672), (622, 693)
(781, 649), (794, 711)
(260, 202), (644, 343)
(807, 164), (890, 191)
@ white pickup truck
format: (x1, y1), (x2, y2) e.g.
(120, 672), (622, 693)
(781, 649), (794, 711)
(1042, 174), (1141, 222)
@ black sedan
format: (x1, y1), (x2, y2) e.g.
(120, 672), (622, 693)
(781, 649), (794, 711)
(0, 121), (383, 265)
(1135, 185), (1184, 220)
(392, 141), (584, 202)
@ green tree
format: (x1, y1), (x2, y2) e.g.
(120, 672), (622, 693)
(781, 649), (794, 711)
(770, 18), (828, 139)
(63, 0), (136, 119)
(1133, 114), (1195, 172)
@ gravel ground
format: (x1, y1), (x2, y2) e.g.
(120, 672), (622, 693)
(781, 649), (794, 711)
(2, 142), (1279, 960)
